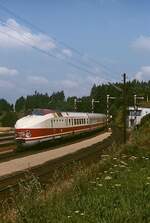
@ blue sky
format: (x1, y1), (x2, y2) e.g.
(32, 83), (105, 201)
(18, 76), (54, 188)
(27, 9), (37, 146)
(0, 0), (150, 102)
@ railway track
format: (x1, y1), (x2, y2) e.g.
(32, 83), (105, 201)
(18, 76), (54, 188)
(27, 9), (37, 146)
(0, 132), (112, 201)
(0, 130), (15, 148)
(0, 128), (106, 162)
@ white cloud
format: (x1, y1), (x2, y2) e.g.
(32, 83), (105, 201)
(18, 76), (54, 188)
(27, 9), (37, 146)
(62, 49), (72, 57)
(27, 75), (49, 84)
(61, 79), (79, 89)
(135, 66), (150, 81)
(0, 80), (15, 88)
(0, 66), (18, 76)
(132, 35), (150, 51)
(0, 19), (56, 50)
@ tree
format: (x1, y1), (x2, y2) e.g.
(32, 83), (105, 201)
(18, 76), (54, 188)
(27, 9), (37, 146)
(15, 96), (26, 112)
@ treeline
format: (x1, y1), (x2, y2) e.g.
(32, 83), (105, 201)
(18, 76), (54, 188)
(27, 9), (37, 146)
(0, 80), (150, 126)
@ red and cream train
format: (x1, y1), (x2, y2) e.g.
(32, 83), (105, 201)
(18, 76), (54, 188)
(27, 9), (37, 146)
(15, 109), (106, 146)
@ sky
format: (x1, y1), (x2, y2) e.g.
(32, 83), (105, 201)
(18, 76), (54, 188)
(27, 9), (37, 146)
(0, 0), (150, 103)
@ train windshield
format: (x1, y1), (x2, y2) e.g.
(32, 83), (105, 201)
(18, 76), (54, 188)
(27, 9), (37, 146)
(32, 109), (52, 116)
(129, 110), (142, 116)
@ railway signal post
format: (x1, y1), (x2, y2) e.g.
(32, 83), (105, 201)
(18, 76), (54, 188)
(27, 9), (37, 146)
(106, 94), (116, 130)
(74, 98), (82, 111)
(91, 99), (100, 113)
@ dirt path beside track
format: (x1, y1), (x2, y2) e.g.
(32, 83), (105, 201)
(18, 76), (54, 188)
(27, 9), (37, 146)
(0, 132), (111, 178)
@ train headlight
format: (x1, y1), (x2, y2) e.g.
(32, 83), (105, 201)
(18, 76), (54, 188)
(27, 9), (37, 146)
(25, 130), (32, 138)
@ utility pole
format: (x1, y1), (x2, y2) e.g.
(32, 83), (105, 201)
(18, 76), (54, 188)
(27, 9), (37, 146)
(123, 73), (127, 144)
(147, 95), (149, 103)
(91, 98), (100, 113)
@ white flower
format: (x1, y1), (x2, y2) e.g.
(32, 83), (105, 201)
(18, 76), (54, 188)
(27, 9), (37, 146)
(115, 184), (121, 187)
(120, 160), (128, 166)
(104, 176), (112, 180)
(90, 181), (96, 184)
(98, 183), (103, 187)
(80, 213), (85, 216)
(129, 156), (137, 160)
(147, 177), (150, 180)
(74, 210), (80, 214)
(113, 157), (117, 160)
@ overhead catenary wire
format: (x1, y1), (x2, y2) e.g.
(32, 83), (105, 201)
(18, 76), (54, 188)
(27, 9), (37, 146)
(0, 19), (109, 77)
(0, 1), (118, 78)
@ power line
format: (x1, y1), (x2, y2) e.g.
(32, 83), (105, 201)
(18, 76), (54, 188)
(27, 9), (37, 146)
(0, 16), (97, 72)
(0, 2), (117, 78)
(0, 20), (108, 77)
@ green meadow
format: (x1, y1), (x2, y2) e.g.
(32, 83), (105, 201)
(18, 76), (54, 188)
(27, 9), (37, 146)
(1, 116), (150, 223)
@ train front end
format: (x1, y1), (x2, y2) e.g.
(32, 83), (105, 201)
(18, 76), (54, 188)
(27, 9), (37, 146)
(15, 109), (53, 147)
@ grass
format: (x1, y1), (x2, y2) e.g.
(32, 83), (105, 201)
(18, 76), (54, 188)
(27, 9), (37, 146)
(1, 119), (150, 223)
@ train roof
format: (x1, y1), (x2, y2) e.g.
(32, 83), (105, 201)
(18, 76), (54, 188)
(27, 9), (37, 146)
(31, 109), (106, 118)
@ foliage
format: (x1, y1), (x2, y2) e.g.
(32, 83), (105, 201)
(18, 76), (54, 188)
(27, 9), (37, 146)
(0, 99), (13, 112)
(15, 96), (26, 112)
(1, 112), (17, 127)
(2, 120), (150, 223)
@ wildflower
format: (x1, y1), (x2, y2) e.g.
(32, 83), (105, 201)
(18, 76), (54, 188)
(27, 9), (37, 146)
(115, 184), (121, 187)
(90, 181), (96, 184)
(104, 170), (107, 173)
(113, 157), (117, 160)
(74, 210), (80, 214)
(120, 160), (128, 166)
(119, 164), (126, 168)
(96, 177), (100, 180)
(67, 216), (71, 218)
(98, 183), (103, 187)
(146, 182), (150, 185)
(80, 213), (85, 216)
(121, 154), (127, 158)
(101, 155), (110, 159)
(113, 164), (118, 167)
(145, 157), (149, 160)
(129, 156), (137, 160)
(147, 177), (150, 180)
(104, 176), (112, 180)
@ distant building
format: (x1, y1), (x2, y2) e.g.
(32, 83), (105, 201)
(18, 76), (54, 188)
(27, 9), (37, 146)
(128, 107), (150, 128)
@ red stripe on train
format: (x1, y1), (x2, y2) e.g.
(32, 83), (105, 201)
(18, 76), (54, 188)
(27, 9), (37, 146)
(15, 123), (105, 141)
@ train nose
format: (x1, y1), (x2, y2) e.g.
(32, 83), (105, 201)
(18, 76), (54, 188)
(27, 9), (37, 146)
(15, 130), (32, 139)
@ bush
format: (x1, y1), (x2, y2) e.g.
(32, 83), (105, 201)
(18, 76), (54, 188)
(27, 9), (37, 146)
(1, 112), (17, 127)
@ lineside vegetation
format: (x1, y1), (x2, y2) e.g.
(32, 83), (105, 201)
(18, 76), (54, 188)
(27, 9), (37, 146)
(1, 115), (150, 223)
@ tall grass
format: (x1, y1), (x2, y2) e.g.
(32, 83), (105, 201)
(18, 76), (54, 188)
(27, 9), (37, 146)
(1, 118), (150, 223)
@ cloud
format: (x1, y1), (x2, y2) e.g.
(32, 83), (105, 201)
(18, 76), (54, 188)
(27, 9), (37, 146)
(135, 66), (150, 81)
(0, 66), (18, 76)
(62, 49), (72, 57)
(132, 35), (150, 51)
(27, 75), (49, 84)
(0, 19), (56, 50)
(0, 80), (15, 88)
